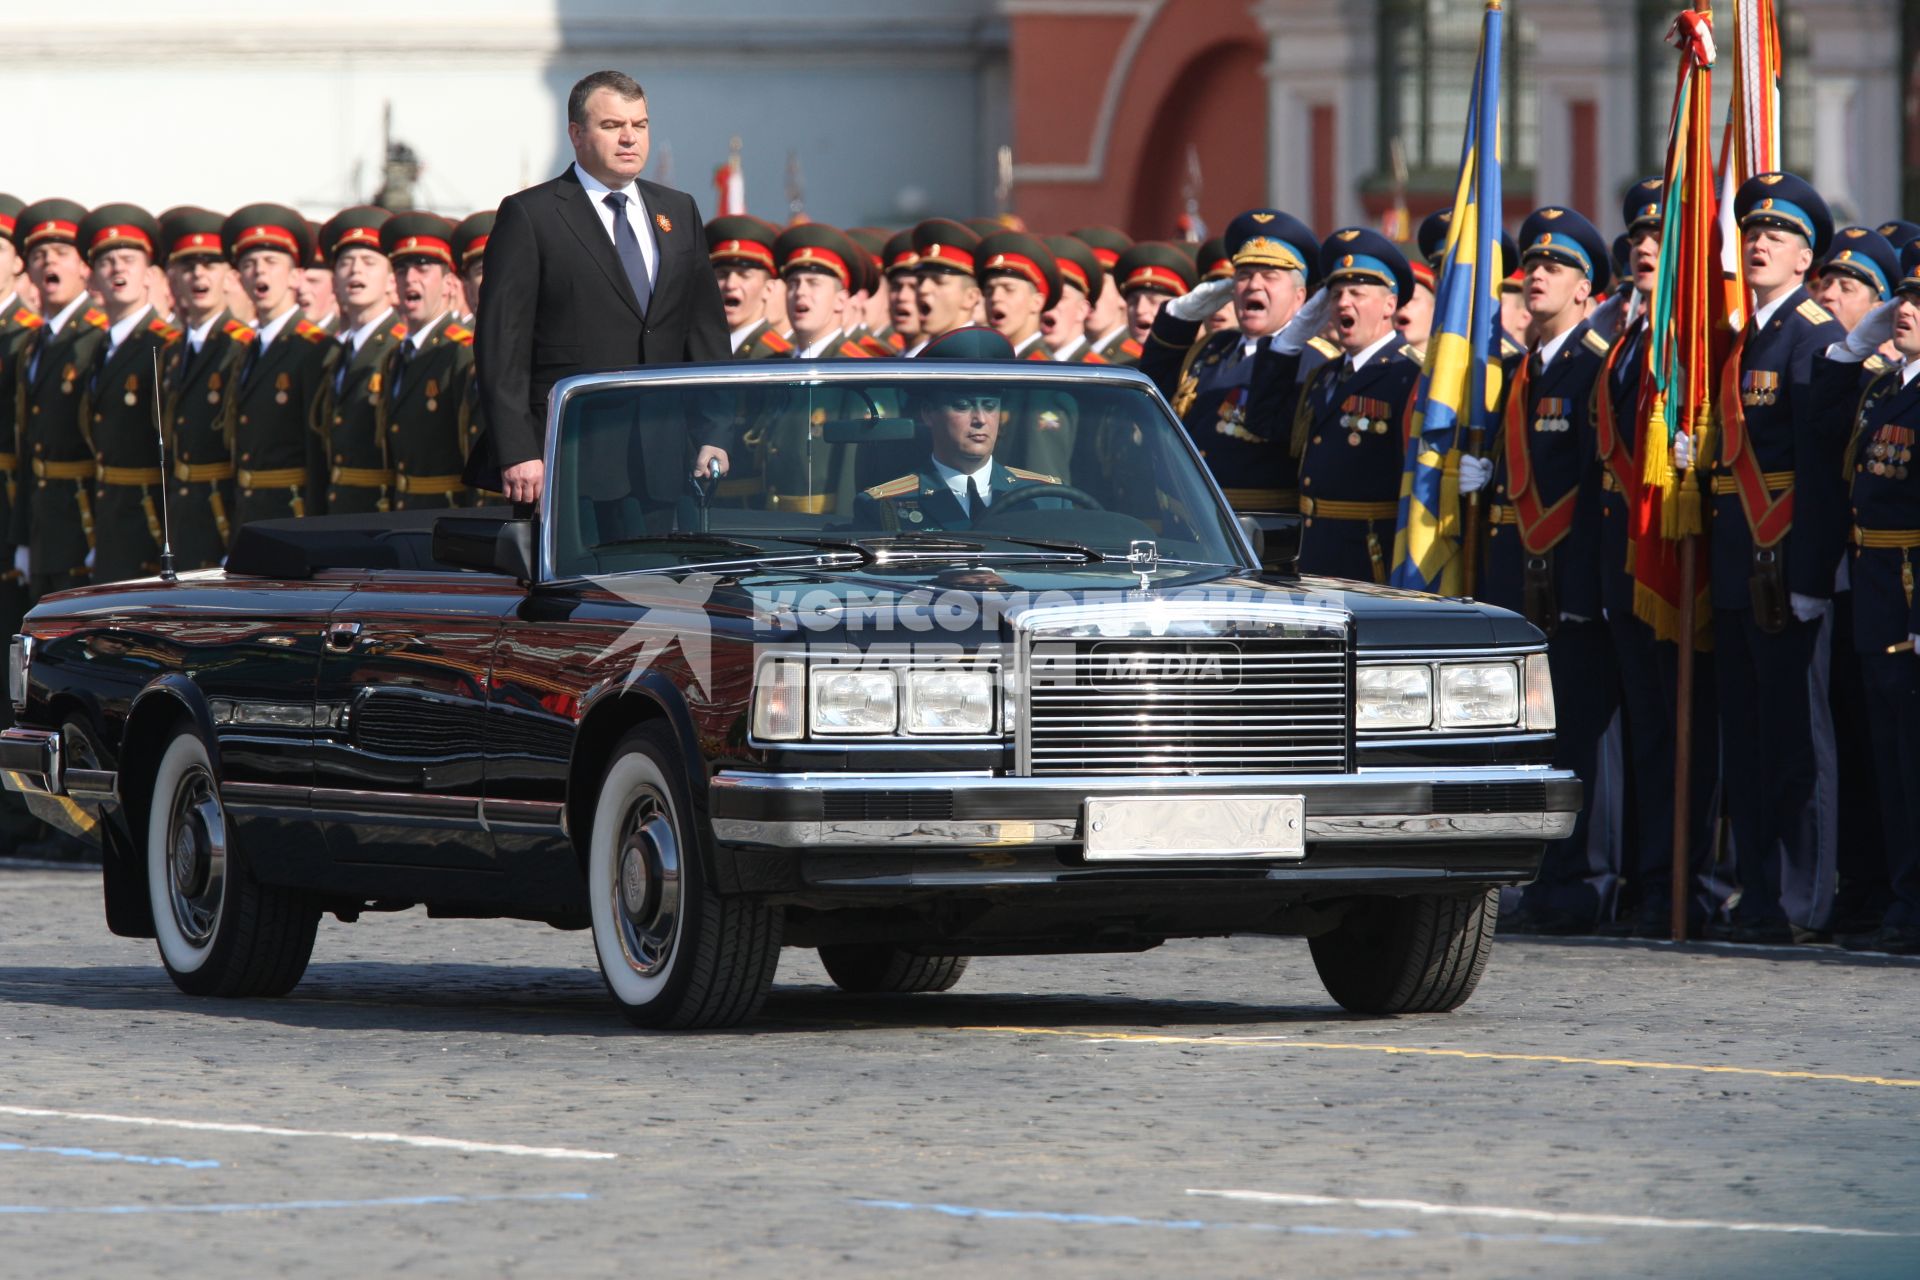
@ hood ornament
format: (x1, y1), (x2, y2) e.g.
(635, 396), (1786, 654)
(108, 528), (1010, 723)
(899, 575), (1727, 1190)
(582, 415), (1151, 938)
(1127, 539), (1159, 591)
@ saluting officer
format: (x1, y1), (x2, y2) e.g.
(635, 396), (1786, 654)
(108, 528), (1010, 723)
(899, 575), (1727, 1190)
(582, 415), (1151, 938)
(910, 219), (985, 347)
(0, 194), (37, 619)
(379, 212), (476, 511)
(314, 207), (402, 515)
(1285, 229), (1421, 578)
(452, 210), (494, 325)
(225, 203), (333, 530)
(1814, 242), (1920, 954)
(708, 215), (791, 358)
(1697, 172), (1849, 944)
(1195, 237), (1237, 335)
(75, 203), (180, 583)
(1590, 179), (1732, 937)
(1462, 206), (1620, 932)
(10, 199), (110, 595)
(157, 208), (251, 569)
(1141, 210), (1321, 513)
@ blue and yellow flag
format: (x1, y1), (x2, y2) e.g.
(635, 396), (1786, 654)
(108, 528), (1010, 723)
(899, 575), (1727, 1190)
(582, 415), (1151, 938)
(1389, 0), (1505, 594)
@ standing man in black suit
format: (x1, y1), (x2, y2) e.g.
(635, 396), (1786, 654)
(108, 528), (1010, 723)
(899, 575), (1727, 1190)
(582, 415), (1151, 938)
(474, 69), (731, 505)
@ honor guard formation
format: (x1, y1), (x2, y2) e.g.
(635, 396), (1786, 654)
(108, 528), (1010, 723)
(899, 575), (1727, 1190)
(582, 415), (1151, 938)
(0, 172), (1914, 953)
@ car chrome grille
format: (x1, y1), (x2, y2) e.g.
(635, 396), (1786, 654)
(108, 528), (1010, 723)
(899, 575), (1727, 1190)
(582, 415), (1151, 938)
(1022, 633), (1351, 775)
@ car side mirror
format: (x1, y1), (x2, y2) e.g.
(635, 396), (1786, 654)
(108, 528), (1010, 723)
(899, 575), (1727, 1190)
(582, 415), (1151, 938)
(1239, 512), (1302, 575)
(433, 516), (537, 582)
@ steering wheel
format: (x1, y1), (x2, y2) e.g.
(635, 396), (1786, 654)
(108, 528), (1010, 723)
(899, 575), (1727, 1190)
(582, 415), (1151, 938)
(987, 481), (1105, 514)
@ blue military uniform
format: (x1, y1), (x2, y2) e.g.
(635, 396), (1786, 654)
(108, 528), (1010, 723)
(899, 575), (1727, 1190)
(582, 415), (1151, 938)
(1594, 180), (1732, 935)
(1478, 207), (1621, 928)
(1290, 227), (1420, 583)
(1710, 172), (1849, 940)
(853, 458), (1064, 532)
(1139, 209), (1324, 513)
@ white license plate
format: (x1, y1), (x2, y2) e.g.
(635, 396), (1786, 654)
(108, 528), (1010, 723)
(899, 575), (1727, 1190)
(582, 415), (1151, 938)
(1081, 795), (1307, 861)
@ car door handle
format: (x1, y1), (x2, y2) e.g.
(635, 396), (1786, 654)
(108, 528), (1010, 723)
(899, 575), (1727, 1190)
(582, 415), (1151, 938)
(326, 622), (363, 653)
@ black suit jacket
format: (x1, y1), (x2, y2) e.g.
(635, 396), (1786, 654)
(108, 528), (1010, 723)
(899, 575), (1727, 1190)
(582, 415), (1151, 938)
(471, 166), (731, 486)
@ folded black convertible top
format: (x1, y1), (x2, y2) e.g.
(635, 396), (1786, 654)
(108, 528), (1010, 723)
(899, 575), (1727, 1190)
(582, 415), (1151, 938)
(227, 507), (517, 578)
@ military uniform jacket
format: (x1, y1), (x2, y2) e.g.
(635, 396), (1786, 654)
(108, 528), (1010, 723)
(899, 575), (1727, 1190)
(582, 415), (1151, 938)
(0, 299), (42, 553)
(1089, 328), (1142, 367)
(379, 315), (476, 510)
(233, 310), (334, 531)
(315, 315), (408, 516)
(1594, 317), (1648, 618)
(731, 319), (794, 360)
(163, 314), (252, 569)
(1710, 287), (1847, 608)
(10, 306), (110, 575)
(86, 310), (182, 582)
(1140, 314), (1302, 506)
(1479, 321), (1611, 620)
(1816, 357), (1920, 650)
(851, 458), (1064, 532)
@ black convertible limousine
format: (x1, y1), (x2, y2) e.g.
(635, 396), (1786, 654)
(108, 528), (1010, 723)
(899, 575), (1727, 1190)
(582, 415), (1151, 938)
(2, 362), (1577, 1027)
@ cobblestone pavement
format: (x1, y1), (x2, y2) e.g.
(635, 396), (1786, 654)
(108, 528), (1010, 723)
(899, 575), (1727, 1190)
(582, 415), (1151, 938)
(1, 867), (1916, 1278)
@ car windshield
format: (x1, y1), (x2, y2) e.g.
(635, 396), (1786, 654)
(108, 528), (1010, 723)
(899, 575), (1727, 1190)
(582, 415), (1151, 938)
(547, 366), (1250, 578)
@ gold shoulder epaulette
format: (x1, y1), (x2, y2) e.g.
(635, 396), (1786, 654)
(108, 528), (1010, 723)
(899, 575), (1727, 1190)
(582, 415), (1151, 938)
(389, 321), (409, 340)
(223, 318), (256, 343)
(863, 473), (919, 500)
(1405, 344), (1428, 364)
(836, 339), (870, 358)
(1005, 466), (1061, 484)
(1307, 335), (1340, 359)
(1582, 328), (1612, 356)
(83, 307), (108, 329)
(1501, 334), (1525, 359)
(445, 323), (474, 346)
(1864, 354), (1890, 373)
(294, 319), (329, 342)
(858, 334), (893, 358)
(1796, 298), (1834, 326)
(1083, 350), (1108, 365)
(16, 309), (42, 329)
(762, 330), (793, 353)
(148, 316), (182, 341)
(1120, 337), (1143, 358)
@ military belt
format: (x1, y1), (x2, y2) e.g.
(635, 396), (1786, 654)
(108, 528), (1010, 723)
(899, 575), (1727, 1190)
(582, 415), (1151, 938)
(1485, 503), (1520, 526)
(32, 458), (96, 481)
(1711, 469), (1792, 496)
(331, 466), (393, 488)
(1851, 526), (1920, 549)
(392, 473), (465, 496)
(0, 453), (16, 470)
(714, 477), (766, 500)
(97, 465), (164, 486)
(1221, 487), (1298, 510)
(1600, 471), (1618, 492)
(1299, 496), (1396, 521)
(767, 492), (831, 514)
(175, 461), (236, 483)
(238, 467), (307, 489)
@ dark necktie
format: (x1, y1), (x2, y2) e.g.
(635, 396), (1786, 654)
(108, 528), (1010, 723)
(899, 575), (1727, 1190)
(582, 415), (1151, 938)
(966, 475), (987, 524)
(392, 341), (415, 400)
(602, 192), (652, 314)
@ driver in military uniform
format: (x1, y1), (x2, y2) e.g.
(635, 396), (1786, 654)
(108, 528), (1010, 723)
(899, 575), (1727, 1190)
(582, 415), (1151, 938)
(853, 327), (1066, 532)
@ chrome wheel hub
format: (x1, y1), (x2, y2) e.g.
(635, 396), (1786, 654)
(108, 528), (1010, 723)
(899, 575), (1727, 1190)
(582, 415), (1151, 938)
(167, 766), (227, 947)
(611, 786), (680, 978)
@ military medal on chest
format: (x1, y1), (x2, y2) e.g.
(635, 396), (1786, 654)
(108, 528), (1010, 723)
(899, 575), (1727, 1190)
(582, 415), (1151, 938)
(123, 373), (139, 407)
(1867, 424), (1913, 479)
(60, 363), (75, 396)
(1741, 369), (1779, 407)
(1214, 386), (1252, 441)
(207, 371), (222, 405)
(274, 371), (291, 405)
(1338, 395), (1390, 446)
(1533, 397), (1571, 433)
(426, 378), (440, 412)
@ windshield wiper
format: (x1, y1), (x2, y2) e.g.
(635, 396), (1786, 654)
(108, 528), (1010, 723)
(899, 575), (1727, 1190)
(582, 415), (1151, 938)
(592, 532), (775, 554)
(977, 534), (1107, 562)
(758, 535), (879, 563)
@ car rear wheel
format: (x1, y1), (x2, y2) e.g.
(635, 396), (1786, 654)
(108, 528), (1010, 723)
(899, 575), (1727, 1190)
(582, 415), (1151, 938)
(588, 725), (781, 1029)
(146, 728), (319, 997)
(818, 945), (969, 995)
(1309, 888), (1498, 1015)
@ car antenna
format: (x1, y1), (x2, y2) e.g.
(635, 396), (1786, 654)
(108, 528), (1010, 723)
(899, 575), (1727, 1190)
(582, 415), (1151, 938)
(150, 346), (177, 582)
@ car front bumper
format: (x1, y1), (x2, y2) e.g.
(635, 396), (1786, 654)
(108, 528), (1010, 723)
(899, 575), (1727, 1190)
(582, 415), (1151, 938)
(0, 727), (117, 839)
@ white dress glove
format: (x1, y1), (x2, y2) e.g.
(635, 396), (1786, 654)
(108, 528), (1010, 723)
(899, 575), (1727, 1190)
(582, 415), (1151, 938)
(1671, 429), (1695, 471)
(1789, 592), (1826, 624)
(1165, 278), (1235, 323)
(1268, 289), (1332, 355)
(84, 548), (96, 571)
(1910, 634), (1920, 659)
(11, 547), (28, 580)
(1458, 454), (1494, 495)
(1559, 612), (1592, 624)
(1840, 298), (1900, 359)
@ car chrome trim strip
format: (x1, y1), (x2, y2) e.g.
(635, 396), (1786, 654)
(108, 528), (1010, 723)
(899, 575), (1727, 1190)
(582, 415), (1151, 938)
(217, 783), (563, 834)
(712, 810), (1574, 849)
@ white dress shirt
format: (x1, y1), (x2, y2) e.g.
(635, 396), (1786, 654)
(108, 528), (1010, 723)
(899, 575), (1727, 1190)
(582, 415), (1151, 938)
(186, 312), (222, 355)
(254, 305), (297, 352)
(1534, 324), (1576, 369)
(797, 329), (844, 359)
(1345, 328), (1401, 372)
(403, 311), (445, 355)
(932, 454), (993, 515)
(43, 293), (87, 338)
(105, 304), (154, 359)
(573, 161), (657, 286)
(340, 307), (396, 359)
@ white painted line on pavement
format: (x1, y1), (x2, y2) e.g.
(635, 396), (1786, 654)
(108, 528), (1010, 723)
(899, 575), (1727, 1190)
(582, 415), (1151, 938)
(0, 1105), (618, 1162)
(1186, 1189), (1910, 1239)
(0, 1191), (593, 1216)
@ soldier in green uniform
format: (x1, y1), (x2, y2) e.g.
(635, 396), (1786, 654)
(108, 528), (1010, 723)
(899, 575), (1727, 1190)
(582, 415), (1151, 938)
(76, 203), (180, 583)
(0, 194), (37, 630)
(296, 220), (340, 336)
(764, 223), (872, 513)
(10, 199), (110, 596)
(845, 227), (896, 354)
(1111, 241), (1195, 365)
(775, 223), (871, 360)
(1072, 225), (1135, 363)
(882, 229), (919, 354)
(314, 206), (402, 515)
(975, 230), (1060, 361)
(1040, 234), (1106, 363)
(157, 207), (251, 569)
(452, 210), (494, 325)
(224, 203), (333, 531)
(379, 211), (475, 511)
(707, 215), (792, 358)
(911, 219), (985, 346)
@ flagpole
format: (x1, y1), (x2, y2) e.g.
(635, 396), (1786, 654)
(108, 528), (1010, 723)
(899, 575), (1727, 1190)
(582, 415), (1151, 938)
(1461, 435), (1485, 598)
(1670, 540), (1695, 942)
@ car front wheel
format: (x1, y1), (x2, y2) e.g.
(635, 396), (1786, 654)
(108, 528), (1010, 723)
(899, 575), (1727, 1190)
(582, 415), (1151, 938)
(1309, 888), (1498, 1015)
(146, 727), (319, 997)
(588, 725), (781, 1029)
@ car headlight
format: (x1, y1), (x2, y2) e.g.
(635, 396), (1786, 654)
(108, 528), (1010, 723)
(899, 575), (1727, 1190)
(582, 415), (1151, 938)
(1356, 665), (1432, 731)
(809, 667), (898, 735)
(751, 657), (806, 741)
(1523, 651), (1555, 731)
(1439, 662), (1520, 728)
(902, 669), (995, 735)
